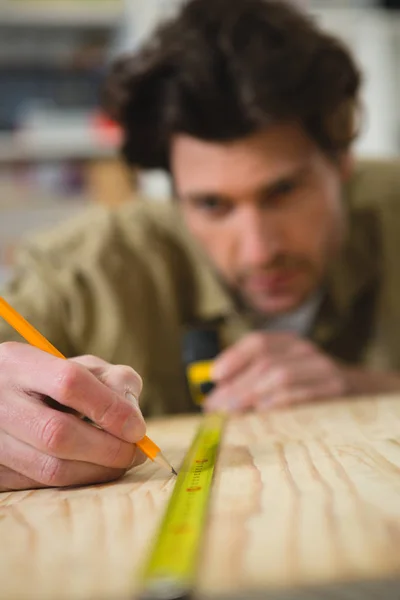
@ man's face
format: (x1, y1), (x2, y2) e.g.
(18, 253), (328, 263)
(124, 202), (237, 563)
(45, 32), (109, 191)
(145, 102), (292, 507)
(171, 123), (349, 316)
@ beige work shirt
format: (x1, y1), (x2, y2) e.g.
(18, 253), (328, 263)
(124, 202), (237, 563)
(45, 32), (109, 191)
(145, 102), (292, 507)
(1, 159), (400, 417)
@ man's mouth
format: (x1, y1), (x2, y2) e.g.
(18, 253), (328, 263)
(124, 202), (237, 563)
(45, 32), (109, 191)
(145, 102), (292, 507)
(244, 268), (302, 294)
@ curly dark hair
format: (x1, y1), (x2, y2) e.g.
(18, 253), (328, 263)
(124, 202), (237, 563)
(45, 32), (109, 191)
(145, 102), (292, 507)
(102, 0), (361, 170)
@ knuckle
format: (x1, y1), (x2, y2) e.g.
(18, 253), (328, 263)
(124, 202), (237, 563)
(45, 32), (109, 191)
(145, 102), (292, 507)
(114, 365), (143, 393)
(37, 455), (65, 487)
(101, 365), (143, 402)
(79, 354), (98, 362)
(73, 354), (98, 367)
(38, 415), (69, 454)
(53, 362), (82, 402)
(72, 354), (109, 370)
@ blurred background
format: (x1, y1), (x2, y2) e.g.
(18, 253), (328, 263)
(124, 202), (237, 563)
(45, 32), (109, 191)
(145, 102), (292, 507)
(0, 0), (399, 285)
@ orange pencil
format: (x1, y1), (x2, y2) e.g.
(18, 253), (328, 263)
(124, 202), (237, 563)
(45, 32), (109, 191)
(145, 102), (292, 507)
(0, 296), (177, 476)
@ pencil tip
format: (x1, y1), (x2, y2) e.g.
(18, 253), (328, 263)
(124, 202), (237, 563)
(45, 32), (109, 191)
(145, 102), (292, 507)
(172, 467), (178, 476)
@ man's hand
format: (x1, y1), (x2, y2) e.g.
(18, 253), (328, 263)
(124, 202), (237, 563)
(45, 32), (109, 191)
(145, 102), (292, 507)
(205, 331), (349, 412)
(0, 343), (146, 492)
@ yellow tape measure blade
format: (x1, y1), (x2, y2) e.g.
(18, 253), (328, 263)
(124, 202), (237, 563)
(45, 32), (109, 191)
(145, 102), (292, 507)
(139, 413), (225, 600)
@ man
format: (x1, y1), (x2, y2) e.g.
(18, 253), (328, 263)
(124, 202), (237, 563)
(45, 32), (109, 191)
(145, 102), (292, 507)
(1, 0), (400, 492)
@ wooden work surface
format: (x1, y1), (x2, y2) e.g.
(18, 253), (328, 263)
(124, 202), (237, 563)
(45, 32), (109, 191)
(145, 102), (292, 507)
(2, 395), (400, 600)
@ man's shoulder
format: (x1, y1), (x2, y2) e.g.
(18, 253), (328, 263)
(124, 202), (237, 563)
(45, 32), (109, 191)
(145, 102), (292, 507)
(116, 198), (187, 243)
(20, 198), (189, 266)
(347, 158), (400, 211)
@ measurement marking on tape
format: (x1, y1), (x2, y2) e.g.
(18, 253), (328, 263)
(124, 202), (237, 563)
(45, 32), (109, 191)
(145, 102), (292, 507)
(138, 413), (225, 600)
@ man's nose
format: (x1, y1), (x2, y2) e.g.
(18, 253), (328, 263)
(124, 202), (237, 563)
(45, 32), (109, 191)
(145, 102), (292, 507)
(237, 207), (282, 267)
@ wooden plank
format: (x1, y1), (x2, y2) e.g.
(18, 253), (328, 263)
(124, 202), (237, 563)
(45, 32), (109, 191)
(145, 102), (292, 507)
(199, 396), (400, 599)
(0, 415), (199, 600)
(2, 396), (400, 599)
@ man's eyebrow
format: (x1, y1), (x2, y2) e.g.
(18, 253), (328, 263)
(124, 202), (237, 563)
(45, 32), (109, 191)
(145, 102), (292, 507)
(180, 165), (310, 202)
(183, 191), (231, 202)
(255, 166), (309, 200)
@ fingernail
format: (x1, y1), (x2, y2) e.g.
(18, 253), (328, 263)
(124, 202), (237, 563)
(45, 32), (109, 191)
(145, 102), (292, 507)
(123, 392), (145, 441)
(122, 412), (145, 443)
(128, 449), (138, 469)
(125, 391), (139, 406)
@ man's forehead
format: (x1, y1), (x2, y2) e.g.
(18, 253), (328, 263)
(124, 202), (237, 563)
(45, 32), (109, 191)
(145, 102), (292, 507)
(174, 157), (312, 200)
(171, 124), (314, 159)
(170, 126), (318, 195)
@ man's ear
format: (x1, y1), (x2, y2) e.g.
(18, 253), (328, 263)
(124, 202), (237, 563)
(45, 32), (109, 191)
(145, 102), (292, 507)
(338, 152), (354, 182)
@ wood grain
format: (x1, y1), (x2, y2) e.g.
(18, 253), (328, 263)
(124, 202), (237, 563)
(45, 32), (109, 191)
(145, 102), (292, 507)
(2, 396), (400, 600)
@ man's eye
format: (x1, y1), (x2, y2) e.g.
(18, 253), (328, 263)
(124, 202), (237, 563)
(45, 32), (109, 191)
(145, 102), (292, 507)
(193, 197), (232, 216)
(259, 179), (301, 208)
(270, 180), (298, 199)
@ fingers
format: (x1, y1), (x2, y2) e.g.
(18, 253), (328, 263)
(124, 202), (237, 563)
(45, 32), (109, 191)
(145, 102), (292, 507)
(133, 448), (147, 468)
(0, 391), (137, 468)
(0, 465), (45, 492)
(206, 353), (345, 413)
(252, 354), (340, 398)
(0, 430), (125, 489)
(0, 345), (148, 491)
(256, 380), (345, 410)
(212, 332), (311, 382)
(70, 355), (143, 402)
(0, 343), (145, 443)
(205, 360), (263, 412)
(0, 456), (144, 493)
